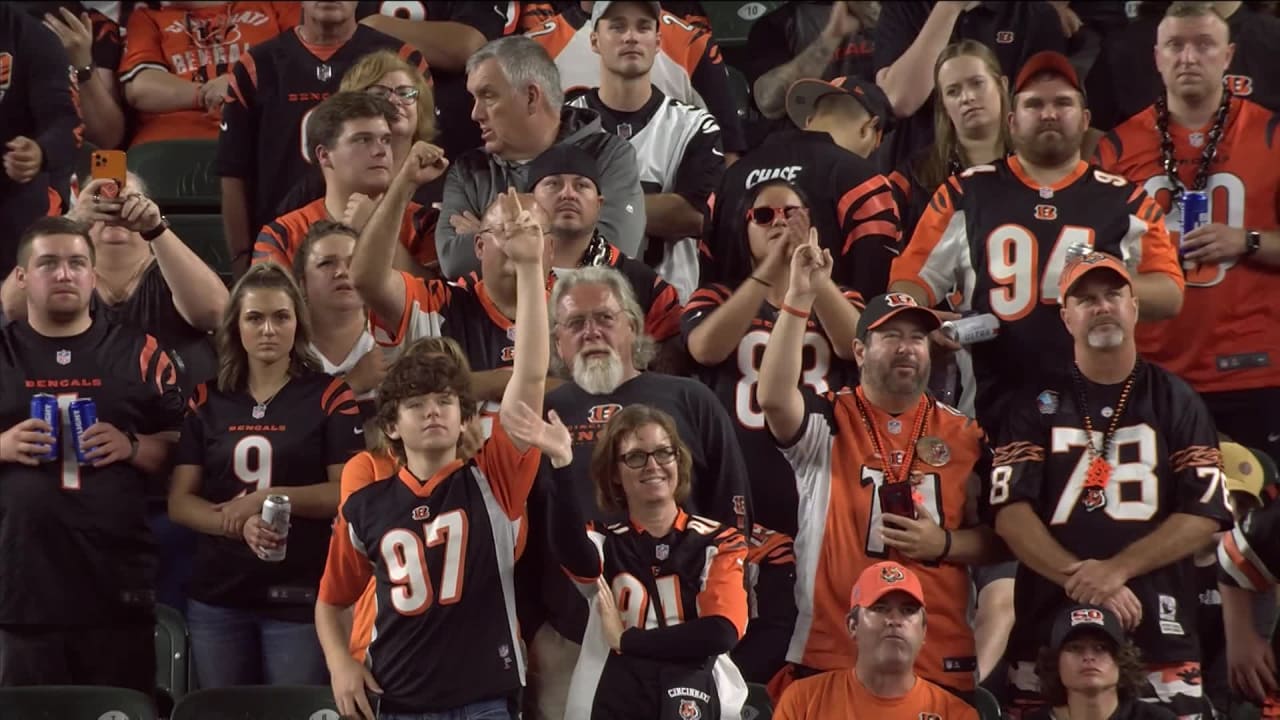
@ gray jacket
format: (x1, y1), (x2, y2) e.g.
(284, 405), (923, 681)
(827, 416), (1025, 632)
(434, 106), (645, 279)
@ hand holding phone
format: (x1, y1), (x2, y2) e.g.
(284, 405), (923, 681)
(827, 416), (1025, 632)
(90, 149), (126, 198)
(878, 481), (917, 520)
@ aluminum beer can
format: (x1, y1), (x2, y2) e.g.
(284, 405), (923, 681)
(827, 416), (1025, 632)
(940, 313), (1000, 345)
(259, 494), (290, 562)
(1180, 191), (1208, 257)
(68, 398), (97, 465)
(29, 394), (59, 462)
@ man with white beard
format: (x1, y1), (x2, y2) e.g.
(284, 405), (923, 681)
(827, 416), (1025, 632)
(987, 250), (1230, 718)
(523, 264), (751, 719)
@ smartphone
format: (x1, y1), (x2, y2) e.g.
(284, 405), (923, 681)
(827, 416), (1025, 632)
(878, 482), (917, 520)
(90, 149), (127, 198)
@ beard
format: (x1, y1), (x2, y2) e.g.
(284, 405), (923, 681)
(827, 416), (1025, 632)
(1015, 122), (1084, 167)
(866, 357), (930, 398)
(1086, 322), (1126, 349)
(572, 348), (626, 395)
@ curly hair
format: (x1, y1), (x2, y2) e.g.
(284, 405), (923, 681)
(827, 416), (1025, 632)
(589, 404), (692, 514)
(1035, 636), (1148, 705)
(374, 344), (477, 463)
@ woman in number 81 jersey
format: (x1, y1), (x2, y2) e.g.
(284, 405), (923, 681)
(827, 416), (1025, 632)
(682, 180), (862, 536)
(169, 263), (364, 688)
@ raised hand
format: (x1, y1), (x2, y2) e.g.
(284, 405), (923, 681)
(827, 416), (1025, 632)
(43, 8), (93, 68)
(787, 227), (833, 301)
(489, 187), (544, 266)
(501, 402), (573, 467)
(595, 577), (626, 651)
(342, 193), (381, 233)
(399, 141), (449, 187)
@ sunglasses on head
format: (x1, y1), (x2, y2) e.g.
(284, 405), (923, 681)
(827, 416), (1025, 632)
(746, 205), (804, 225)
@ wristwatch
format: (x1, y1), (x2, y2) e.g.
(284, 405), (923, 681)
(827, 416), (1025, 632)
(1245, 230), (1262, 257)
(140, 216), (170, 242)
(74, 64), (94, 84)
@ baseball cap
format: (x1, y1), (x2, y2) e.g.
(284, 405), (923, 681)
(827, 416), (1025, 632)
(1057, 250), (1132, 303)
(1049, 605), (1125, 654)
(785, 75), (894, 132)
(1013, 51), (1084, 95)
(591, 1), (661, 25)
(849, 561), (926, 610)
(524, 144), (601, 193)
(855, 293), (941, 342)
(1221, 442), (1279, 500)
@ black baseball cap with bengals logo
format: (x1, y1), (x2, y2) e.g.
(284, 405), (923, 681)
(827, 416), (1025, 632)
(785, 75), (894, 133)
(1049, 604), (1125, 653)
(855, 293), (941, 342)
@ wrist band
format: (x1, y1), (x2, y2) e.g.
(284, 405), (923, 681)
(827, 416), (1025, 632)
(937, 528), (953, 562)
(749, 275), (772, 288)
(781, 303), (810, 319)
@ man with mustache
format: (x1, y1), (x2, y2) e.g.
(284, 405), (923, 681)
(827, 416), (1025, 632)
(889, 50), (1184, 440)
(1095, 1), (1280, 465)
(987, 251), (1230, 718)
(526, 265), (750, 719)
(758, 283), (996, 699)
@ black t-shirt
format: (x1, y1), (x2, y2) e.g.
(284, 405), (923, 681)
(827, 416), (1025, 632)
(0, 318), (184, 626)
(1024, 697), (1178, 720)
(872, 1), (1067, 172)
(173, 372), (362, 621)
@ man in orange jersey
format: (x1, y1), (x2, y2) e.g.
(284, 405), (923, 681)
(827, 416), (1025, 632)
(1094, 2), (1280, 463)
(758, 282), (1000, 696)
(253, 92), (439, 270)
(889, 51), (1184, 439)
(773, 561), (978, 720)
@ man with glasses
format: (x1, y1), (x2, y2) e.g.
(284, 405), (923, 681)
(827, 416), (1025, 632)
(525, 265), (750, 719)
(253, 91), (438, 269)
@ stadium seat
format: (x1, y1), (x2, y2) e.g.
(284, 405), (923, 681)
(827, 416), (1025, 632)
(703, 1), (784, 47)
(154, 603), (190, 705)
(171, 685), (339, 720)
(0, 686), (157, 720)
(166, 214), (233, 284)
(975, 686), (1002, 720)
(126, 140), (221, 212)
(743, 681), (773, 720)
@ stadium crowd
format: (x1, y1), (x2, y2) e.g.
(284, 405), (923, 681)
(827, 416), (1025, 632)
(1, 1), (1280, 719)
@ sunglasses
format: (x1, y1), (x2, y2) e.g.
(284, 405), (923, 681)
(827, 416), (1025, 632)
(367, 85), (420, 104)
(746, 205), (804, 225)
(619, 446), (678, 469)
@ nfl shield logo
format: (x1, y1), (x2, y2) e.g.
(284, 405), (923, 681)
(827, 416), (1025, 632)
(316, 64), (332, 82)
(56, 349), (71, 366)
(655, 543), (669, 561)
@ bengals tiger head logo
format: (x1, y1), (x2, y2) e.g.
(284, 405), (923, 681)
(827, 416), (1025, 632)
(881, 566), (906, 583)
(679, 700), (702, 720)
(1034, 204), (1058, 221)
(500, 346), (515, 363)
(411, 505), (431, 521)
(883, 292), (918, 308)
(1224, 74), (1254, 96)
(587, 403), (622, 424)
(0, 53), (12, 102)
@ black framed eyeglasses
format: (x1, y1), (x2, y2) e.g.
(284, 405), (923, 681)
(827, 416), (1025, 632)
(367, 85), (421, 104)
(619, 447), (678, 469)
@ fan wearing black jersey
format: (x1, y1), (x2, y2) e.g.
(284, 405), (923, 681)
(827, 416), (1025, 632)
(0, 216), (184, 692)
(168, 263), (363, 689)
(317, 188), (550, 720)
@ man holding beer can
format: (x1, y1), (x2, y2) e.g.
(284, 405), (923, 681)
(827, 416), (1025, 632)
(1095, 2), (1280, 460)
(0, 216), (184, 693)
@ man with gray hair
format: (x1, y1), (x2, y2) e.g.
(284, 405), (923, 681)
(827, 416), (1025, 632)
(523, 264), (751, 719)
(437, 36), (645, 279)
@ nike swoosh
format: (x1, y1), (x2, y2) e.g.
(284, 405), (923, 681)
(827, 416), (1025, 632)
(1269, 432), (1280, 443)
(354, 426), (364, 435)
(219, 121), (228, 132)
(885, 245), (902, 256)
(711, 148), (723, 157)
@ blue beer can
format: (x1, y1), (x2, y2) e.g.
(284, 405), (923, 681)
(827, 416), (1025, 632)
(68, 398), (97, 465)
(28, 394), (59, 462)
(1180, 191), (1209, 255)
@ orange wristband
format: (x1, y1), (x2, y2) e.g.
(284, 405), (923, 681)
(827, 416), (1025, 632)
(781, 303), (810, 319)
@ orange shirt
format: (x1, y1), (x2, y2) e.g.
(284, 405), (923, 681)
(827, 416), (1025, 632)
(335, 449), (397, 661)
(120, 2), (299, 145)
(1095, 97), (1280, 393)
(780, 388), (982, 690)
(253, 197), (437, 269)
(774, 669), (978, 720)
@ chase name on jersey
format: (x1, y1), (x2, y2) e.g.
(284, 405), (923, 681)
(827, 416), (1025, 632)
(745, 165), (802, 188)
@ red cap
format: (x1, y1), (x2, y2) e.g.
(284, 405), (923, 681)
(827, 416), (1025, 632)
(1014, 51), (1083, 95)
(849, 561), (926, 610)
(1057, 250), (1132, 302)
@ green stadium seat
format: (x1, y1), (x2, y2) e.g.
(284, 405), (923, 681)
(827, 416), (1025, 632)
(126, 140), (221, 212)
(171, 686), (340, 720)
(703, 1), (784, 47)
(167, 214), (233, 284)
(154, 603), (190, 705)
(743, 681), (773, 720)
(975, 686), (1002, 720)
(0, 686), (157, 720)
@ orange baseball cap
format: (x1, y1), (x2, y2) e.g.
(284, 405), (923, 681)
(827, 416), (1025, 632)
(849, 561), (926, 610)
(1057, 250), (1132, 303)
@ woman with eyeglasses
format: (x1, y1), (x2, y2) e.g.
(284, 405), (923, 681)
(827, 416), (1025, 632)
(682, 178), (860, 537)
(504, 401), (750, 720)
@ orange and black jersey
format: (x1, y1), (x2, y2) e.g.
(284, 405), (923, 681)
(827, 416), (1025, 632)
(702, 129), (900, 298)
(732, 524), (798, 685)
(681, 283), (862, 535)
(561, 233), (683, 341)
(987, 360), (1231, 666)
(218, 25), (428, 235)
(254, 197), (438, 269)
(0, 318), (184, 626)
(318, 424), (541, 713)
(173, 373), (362, 621)
(1220, 484), (1280, 599)
(890, 157), (1182, 430)
(371, 271), (517, 372)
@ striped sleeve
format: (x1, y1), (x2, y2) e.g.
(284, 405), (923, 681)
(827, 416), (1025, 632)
(679, 282), (732, 345)
(644, 275), (683, 341)
(321, 378), (364, 464)
(118, 9), (169, 82)
(1120, 183), (1183, 289)
(889, 177), (967, 306)
(252, 220), (293, 267)
(136, 334), (184, 433)
(836, 173), (900, 255)
(370, 273), (452, 348)
(1219, 523), (1279, 592)
(697, 525), (749, 637)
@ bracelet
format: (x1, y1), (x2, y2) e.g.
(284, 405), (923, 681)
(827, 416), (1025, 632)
(140, 217), (169, 242)
(937, 528), (953, 562)
(749, 275), (772, 288)
(781, 303), (810, 319)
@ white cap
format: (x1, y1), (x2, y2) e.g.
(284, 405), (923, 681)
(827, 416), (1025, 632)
(590, 1), (662, 25)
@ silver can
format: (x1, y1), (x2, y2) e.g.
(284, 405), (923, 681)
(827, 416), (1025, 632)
(259, 494), (290, 562)
(940, 314), (1000, 345)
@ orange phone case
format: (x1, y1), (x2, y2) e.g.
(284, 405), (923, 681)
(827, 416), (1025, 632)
(90, 150), (127, 197)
